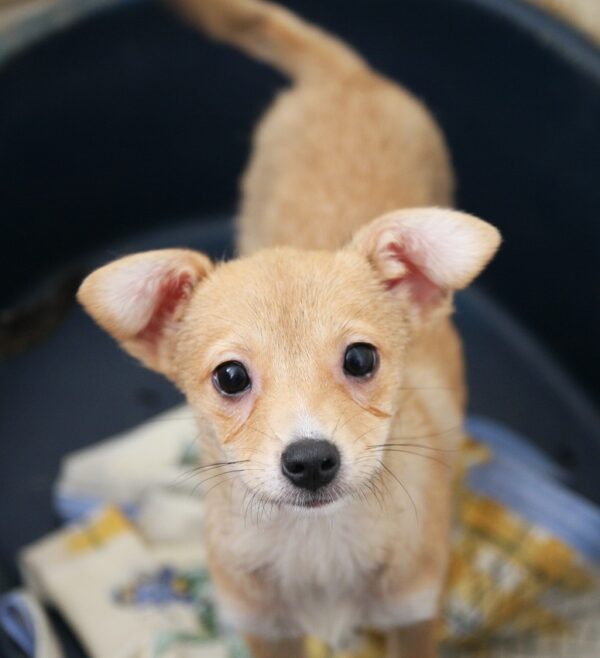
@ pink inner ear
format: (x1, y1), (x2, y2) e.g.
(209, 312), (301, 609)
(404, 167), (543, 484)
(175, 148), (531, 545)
(135, 271), (194, 349)
(384, 243), (444, 308)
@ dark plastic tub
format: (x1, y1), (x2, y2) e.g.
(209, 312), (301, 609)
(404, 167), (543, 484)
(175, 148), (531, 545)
(1, 0), (600, 399)
(1, 1), (599, 656)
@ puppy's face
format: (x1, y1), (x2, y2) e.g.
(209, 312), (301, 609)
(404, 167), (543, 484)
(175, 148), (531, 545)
(173, 248), (406, 509)
(79, 209), (500, 510)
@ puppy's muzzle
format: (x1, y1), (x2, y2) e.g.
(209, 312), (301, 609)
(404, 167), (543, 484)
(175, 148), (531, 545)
(281, 439), (340, 491)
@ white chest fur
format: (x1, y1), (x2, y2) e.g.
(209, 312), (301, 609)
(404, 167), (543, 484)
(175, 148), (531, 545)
(219, 500), (399, 649)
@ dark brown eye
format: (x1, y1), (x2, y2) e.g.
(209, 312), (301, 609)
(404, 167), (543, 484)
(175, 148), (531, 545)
(343, 343), (378, 378)
(213, 361), (251, 396)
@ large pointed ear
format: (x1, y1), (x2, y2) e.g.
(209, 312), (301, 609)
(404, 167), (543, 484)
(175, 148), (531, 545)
(351, 208), (501, 317)
(77, 249), (212, 374)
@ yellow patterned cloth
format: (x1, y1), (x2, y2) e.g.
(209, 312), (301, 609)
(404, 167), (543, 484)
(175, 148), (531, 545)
(13, 410), (600, 658)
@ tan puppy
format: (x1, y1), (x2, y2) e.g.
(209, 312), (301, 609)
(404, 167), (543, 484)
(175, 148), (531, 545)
(78, 1), (501, 656)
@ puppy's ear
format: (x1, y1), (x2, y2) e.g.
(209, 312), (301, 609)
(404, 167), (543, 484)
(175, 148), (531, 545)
(78, 249), (212, 374)
(351, 208), (501, 316)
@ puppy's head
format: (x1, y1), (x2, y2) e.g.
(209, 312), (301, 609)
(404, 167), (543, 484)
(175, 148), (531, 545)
(78, 208), (500, 511)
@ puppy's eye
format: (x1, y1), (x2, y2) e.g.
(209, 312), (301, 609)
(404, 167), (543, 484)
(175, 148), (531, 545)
(343, 343), (378, 378)
(213, 361), (251, 396)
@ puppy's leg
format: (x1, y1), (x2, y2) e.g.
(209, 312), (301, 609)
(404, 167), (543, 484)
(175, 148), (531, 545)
(244, 635), (306, 658)
(386, 619), (438, 658)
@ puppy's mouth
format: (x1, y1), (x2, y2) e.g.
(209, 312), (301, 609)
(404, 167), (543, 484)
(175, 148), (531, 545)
(286, 489), (343, 509)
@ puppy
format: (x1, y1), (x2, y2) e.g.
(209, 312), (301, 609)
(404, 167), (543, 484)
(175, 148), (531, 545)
(78, 1), (501, 656)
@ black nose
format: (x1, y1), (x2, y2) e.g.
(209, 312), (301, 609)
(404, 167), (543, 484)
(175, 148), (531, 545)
(281, 439), (340, 491)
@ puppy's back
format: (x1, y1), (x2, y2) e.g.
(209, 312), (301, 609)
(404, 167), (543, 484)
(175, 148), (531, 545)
(173, 0), (454, 253)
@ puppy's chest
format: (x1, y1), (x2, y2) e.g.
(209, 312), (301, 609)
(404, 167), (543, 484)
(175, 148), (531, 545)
(271, 515), (381, 588)
(242, 511), (386, 647)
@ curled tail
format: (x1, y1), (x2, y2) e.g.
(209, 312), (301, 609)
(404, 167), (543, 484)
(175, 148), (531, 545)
(172, 0), (368, 81)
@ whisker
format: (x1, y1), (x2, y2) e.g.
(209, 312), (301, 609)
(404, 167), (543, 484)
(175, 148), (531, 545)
(170, 459), (251, 487)
(203, 472), (244, 497)
(378, 443), (461, 453)
(258, 494), (274, 527)
(194, 459), (251, 471)
(367, 425), (463, 447)
(254, 492), (269, 526)
(364, 478), (385, 511)
(352, 425), (376, 446)
(244, 489), (260, 528)
(380, 462), (419, 523)
(191, 468), (262, 496)
(370, 448), (450, 469)
(374, 467), (394, 501)
(239, 485), (251, 522)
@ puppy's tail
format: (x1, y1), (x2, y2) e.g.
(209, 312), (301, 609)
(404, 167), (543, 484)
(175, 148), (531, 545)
(172, 0), (368, 82)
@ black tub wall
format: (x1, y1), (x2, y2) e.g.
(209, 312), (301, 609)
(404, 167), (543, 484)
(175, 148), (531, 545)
(0, 0), (599, 401)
